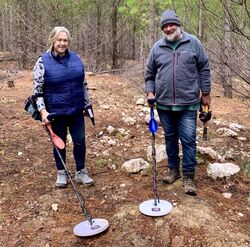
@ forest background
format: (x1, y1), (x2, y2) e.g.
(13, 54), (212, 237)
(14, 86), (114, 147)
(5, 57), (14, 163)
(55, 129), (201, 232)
(0, 0), (249, 99)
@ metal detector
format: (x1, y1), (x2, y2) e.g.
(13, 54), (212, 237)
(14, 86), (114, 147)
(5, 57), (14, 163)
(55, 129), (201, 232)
(44, 124), (109, 237)
(139, 107), (173, 216)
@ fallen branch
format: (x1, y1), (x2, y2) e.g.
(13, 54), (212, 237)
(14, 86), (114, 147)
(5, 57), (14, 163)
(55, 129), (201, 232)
(87, 68), (130, 76)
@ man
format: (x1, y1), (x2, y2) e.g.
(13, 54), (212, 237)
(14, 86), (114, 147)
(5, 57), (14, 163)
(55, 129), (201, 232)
(145, 9), (211, 196)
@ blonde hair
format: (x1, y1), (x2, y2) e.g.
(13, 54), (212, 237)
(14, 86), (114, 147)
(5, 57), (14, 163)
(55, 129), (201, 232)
(47, 26), (71, 51)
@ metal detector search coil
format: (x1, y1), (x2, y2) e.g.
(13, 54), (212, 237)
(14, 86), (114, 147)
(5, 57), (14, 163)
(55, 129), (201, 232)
(139, 199), (173, 217)
(73, 219), (109, 237)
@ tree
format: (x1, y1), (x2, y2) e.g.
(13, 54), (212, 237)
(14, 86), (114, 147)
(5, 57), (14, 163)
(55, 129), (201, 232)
(222, 0), (233, 98)
(0, 0), (249, 100)
(111, 0), (121, 69)
(198, 0), (206, 41)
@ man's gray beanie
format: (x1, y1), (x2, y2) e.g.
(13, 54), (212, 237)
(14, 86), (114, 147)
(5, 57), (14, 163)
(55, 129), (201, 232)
(160, 9), (181, 29)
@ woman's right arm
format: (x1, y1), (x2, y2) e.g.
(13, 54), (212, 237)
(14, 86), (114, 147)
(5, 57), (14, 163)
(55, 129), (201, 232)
(33, 57), (50, 124)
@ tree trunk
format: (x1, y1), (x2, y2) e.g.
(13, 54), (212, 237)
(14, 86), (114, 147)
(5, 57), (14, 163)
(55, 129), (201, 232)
(111, 0), (121, 70)
(131, 24), (136, 60)
(222, 0), (233, 98)
(198, 0), (205, 41)
(95, 1), (102, 70)
(148, 0), (157, 48)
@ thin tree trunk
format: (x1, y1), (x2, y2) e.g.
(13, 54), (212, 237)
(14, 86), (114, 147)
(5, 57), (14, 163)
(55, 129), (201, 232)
(198, 0), (205, 41)
(131, 24), (136, 60)
(95, 1), (102, 69)
(111, 0), (120, 70)
(222, 0), (233, 98)
(149, 0), (157, 48)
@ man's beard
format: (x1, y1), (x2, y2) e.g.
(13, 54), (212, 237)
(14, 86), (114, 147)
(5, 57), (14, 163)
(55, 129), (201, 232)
(165, 27), (182, 42)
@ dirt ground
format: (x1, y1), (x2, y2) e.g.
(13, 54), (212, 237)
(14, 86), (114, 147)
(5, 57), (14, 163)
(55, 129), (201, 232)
(0, 59), (249, 247)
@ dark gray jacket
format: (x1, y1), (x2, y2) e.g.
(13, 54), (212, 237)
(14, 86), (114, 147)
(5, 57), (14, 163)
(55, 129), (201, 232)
(145, 31), (211, 106)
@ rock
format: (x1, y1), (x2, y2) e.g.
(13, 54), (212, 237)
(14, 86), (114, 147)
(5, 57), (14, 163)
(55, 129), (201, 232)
(138, 112), (145, 117)
(51, 204), (58, 211)
(102, 150), (110, 156)
(238, 212), (244, 217)
(107, 164), (116, 170)
(237, 137), (247, 141)
(118, 128), (126, 134)
(217, 128), (238, 137)
(141, 106), (149, 113)
(107, 125), (115, 134)
(97, 131), (104, 137)
(121, 158), (150, 173)
(218, 148), (235, 162)
(197, 146), (219, 160)
(145, 109), (160, 125)
(207, 163), (240, 179)
(100, 135), (116, 145)
(229, 123), (247, 132)
(147, 144), (167, 163)
(108, 139), (116, 145)
(213, 120), (221, 126)
(122, 116), (136, 126)
(100, 104), (111, 110)
(222, 192), (232, 199)
(136, 98), (145, 105)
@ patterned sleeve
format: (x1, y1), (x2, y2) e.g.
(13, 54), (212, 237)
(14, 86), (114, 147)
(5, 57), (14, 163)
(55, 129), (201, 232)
(83, 79), (90, 106)
(33, 57), (46, 111)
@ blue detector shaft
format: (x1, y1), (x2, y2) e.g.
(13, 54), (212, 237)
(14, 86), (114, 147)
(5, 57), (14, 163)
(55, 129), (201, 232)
(148, 107), (159, 206)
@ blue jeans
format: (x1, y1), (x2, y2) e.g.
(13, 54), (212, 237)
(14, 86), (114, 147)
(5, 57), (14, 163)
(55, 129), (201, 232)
(51, 112), (86, 171)
(157, 109), (197, 175)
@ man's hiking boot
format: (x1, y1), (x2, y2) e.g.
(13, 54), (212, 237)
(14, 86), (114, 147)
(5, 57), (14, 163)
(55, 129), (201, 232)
(75, 168), (95, 187)
(56, 170), (68, 188)
(163, 168), (181, 184)
(183, 176), (197, 196)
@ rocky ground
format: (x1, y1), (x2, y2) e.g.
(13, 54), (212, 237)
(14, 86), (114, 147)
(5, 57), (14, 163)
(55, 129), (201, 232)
(0, 59), (249, 247)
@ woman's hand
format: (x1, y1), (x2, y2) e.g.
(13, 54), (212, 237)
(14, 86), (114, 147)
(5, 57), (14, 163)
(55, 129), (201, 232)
(40, 109), (50, 125)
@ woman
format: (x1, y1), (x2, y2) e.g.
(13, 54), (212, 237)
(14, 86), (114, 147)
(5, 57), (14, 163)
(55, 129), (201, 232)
(33, 26), (95, 187)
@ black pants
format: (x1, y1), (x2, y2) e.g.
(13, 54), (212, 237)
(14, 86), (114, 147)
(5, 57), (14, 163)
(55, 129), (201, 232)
(51, 112), (86, 171)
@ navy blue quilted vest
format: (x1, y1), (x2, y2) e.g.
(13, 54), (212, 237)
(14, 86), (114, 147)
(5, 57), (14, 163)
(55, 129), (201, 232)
(42, 51), (85, 116)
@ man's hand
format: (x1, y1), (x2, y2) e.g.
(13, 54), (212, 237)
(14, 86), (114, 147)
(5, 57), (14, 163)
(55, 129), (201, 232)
(147, 92), (156, 107)
(201, 93), (211, 106)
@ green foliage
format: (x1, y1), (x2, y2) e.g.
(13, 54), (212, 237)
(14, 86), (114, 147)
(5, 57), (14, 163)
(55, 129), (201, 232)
(118, 0), (149, 33)
(43, 0), (94, 19)
(118, 0), (205, 36)
(96, 157), (109, 167)
(243, 159), (250, 176)
(196, 152), (205, 165)
(0, 0), (10, 8)
(119, 0), (175, 33)
(119, 0), (249, 40)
